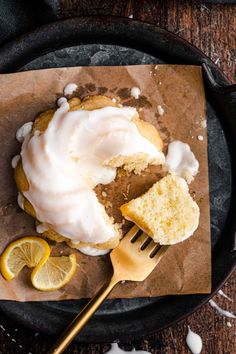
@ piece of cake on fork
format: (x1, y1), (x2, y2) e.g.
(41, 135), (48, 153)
(120, 174), (200, 245)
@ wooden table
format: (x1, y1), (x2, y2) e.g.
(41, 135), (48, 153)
(0, 1), (235, 353)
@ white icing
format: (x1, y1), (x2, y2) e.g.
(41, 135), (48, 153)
(63, 83), (78, 96)
(17, 192), (24, 210)
(157, 105), (164, 116)
(209, 299), (236, 318)
(21, 104), (164, 245)
(11, 155), (20, 169)
(128, 14), (133, 19)
(186, 326), (202, 354)
(218, 289), (232, 302)
(16, 122), (33, 143)
(201, 120), (207, 128)
(78, 246), (110, 256)
(36, 223), (50, 234)
(197, 135), (203, 141)
(112, 98), (117, 103)
(57, 97), (67, 107)
(227, 321), (232, 328)
(165, 140), (199, 184)
(131, 87), (141, 99)
(106, 343), (151, 354)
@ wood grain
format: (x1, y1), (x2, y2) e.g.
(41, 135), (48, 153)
(0, 0), (236, 353)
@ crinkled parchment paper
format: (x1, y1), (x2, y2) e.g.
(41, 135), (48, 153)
(0, 65), (211, 301)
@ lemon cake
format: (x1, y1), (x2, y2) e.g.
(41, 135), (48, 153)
(120, 174), (200, 245)
(14, 95), (165, 253)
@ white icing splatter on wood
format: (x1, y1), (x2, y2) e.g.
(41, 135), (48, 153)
(209, 299), (236, 318)
(218, 289), (233, 302)
(106, 343), (151, 354)
(186, 326), (202, 354)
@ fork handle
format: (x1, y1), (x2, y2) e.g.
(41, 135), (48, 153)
(47, 275), (120, 354)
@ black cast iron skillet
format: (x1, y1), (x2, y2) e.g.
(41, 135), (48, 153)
(0, 17), (235, 343)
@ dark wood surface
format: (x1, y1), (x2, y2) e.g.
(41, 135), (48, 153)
(0, 1), (235, 353)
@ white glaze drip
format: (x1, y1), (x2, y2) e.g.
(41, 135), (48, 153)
(11, 155), (20, 169)
(16, 122), (33, 143)
(17, 192), (24, 210)
(131, 87), (141, 99)
(57, 97), (67, 107)
(36, 223), (50, 234)
(63, 83), (78, 96)
(186, 326), (203, 354)
(165, 140), (199, 184)
(201, 120), (207, 128)
(157, 105), (164, 116)
(78, 246), (110, 256)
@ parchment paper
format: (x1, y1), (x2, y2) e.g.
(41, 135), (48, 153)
(0, 65), (211, 301)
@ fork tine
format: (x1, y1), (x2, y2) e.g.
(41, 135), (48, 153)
(144, 239), (158, 254)
(122, 224), (140, 242)
(153, 245), (170, 260)
(132, 232), (150, 248)
(149, 243), (162, 258)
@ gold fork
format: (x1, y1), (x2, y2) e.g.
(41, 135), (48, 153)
(48, 225), (169, 354)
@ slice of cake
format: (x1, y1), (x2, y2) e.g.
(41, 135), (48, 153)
(120, 174), (200, 245)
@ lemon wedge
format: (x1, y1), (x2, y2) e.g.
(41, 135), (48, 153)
(31, 254), (77, 291)
(0, 236), (50, 280)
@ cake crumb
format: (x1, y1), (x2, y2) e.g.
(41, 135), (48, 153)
(126, 184), (131, 195)
(198, 135), (204, 141)
(111, 98), (117, 103)
(102, 191), (107, 197)
(105, 201), (112, 209)
(154, 65), (158, 70)
(227, 322), (232, 328)
(122, 192), (128, 200)
(159, 82), (162, 85)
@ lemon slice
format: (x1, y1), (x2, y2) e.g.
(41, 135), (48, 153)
(31, 254), (77, 291)
(0, 236), (50, 280)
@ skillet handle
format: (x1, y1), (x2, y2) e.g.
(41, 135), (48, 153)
(202, 63), (236, 251)
(202, 63), (236, 94)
